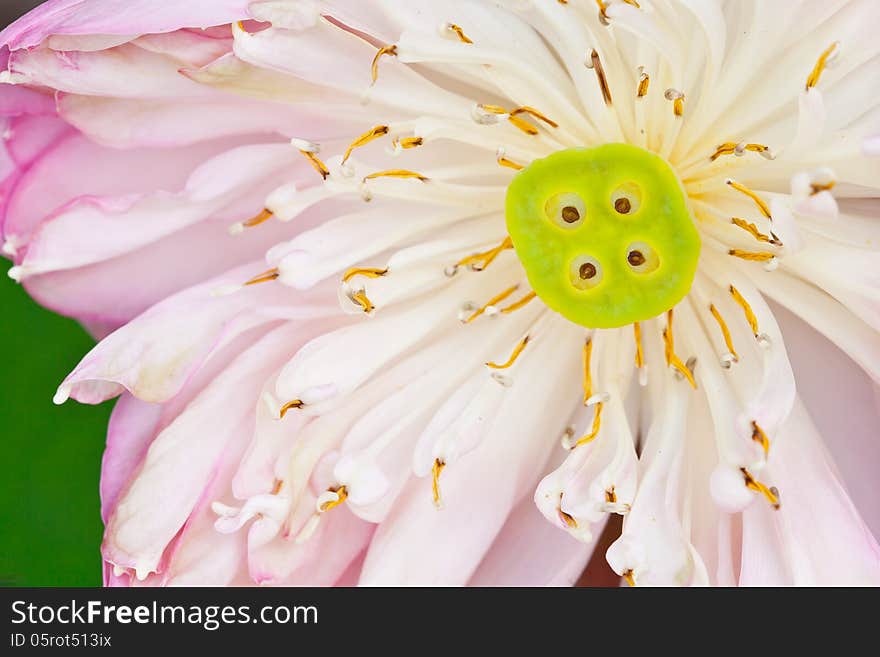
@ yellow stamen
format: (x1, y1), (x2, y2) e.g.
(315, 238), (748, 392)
(558, 506), (578, 529)
(243, 267), (279, 286)
(729, 285), (760, 337)
(572, 402), (603, 449)
(299, 149), (330, 180)
(605, 487), (617, 504)
(711, 142), (771, 161)
(509, 106), (559, 129)
(431, 459), (445, 508)
(341, 125), (389, 165)
(623, 569), (636, 587)
(500, 290), (537, 315)
(664, 88), (685, 117)
(710, 143), (737, 160)
(728, 249), (775, 263)
(446, 23), (473, 44)
(633, 322), (644, 368)
(595, 0), (640, 21)
(342, 268), (386, 314)
(242, 208), (273, 229)
(271, 479), (283, 495)
(508, 116), (539, 135)
(486, 335), (530, 370)
(741, 468), (780, 509)
(279, 399), (304, 418)
(588, 49), (613, 105)
(350, 290), (375, 314)
(731, 217), (776, 244)
(477, 103), (556, 135)
(673, 95), (684, 117)
(319, 486), (348, 513)
(393, 136), (423, 150)
(811, 180), (836, 195)
(752, 421), (770, 457)
(478, 103), (509, 115)
(497, 151), (525, 170)
(709, 304), (739, 362)
(362, 169), (429, 183)
(557, 492), (577, 528)
(582, 338), (594, 404)
(805, 42), (839, 91)
(457, 236), (513, 272)
(637, 71), (650, 97)
(342, 267), (388, 283)
(726, 179), (771, 219)
(663, 309), (697, 388)
(466, 285), (519, 323)
(371, 44), (397, 85)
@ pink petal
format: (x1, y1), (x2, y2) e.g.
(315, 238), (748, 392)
(0, 0), (251, 51)
(0, 86), (66, 240)
(100, 394), (161, 523)
(5, 132), (242, 245)
(0, 84), (55, 116)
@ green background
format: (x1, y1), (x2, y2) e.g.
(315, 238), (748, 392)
(1, 0), (108, 587)
(0, 280), (110, 585)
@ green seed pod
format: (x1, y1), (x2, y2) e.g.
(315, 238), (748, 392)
(505, 143), (701, 328)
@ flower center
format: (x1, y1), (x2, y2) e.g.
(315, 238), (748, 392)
(505, 143), (701, 329)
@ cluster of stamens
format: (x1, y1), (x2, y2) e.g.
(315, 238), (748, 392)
(215, 11), (846, 585)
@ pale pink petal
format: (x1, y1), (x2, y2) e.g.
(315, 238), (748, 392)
(57, 93), (307, 148)
(359, 324), (582, 585)
(739, 401), (880, 586)
(469, 493), (601, 586)
(55, 263), (335, 405)
(8, 44), (217, 99)
(102, 321), (303, 580)
(131, 30), (233, 68)
(20, 201), (320, 326)
(17, 142), (299, 277)
(247, 508), (374, 586)
(100, 324), (280, 524)
(333, 548), (368, 586)
(771, 300), (880, 537)
(231, 19), (471, 118)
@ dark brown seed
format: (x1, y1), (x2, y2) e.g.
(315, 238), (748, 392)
(614, 197), (632, 214)
(561, 205), (580, 223)
(627, 250), (646, 267)
(579, 262), (597, 279)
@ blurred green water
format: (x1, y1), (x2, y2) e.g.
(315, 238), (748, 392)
(0, 276), (110, 586)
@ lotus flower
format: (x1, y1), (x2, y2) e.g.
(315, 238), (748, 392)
(2, 0), (879, 586)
